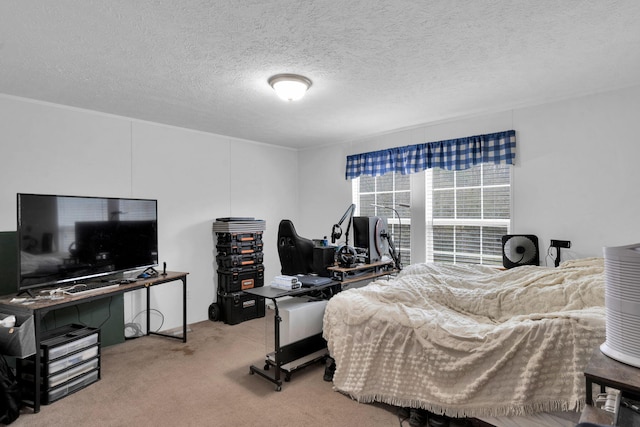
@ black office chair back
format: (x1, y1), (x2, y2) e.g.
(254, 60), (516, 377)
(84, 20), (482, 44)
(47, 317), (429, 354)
(277, 220), (314, 275)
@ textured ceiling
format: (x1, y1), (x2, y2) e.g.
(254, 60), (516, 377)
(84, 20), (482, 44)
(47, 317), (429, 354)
(1, 1), (639, 149)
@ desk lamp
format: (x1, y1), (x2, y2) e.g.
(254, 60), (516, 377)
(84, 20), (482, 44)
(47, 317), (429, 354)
(331, 204), (355, 245)
(331, 204), (358, 267)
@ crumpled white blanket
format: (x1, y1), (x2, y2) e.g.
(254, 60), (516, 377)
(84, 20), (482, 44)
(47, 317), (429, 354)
(323, 258), (606, 418)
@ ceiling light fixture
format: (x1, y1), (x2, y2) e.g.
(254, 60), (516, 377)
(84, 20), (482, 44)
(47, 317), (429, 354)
(268, 74), (312, 101)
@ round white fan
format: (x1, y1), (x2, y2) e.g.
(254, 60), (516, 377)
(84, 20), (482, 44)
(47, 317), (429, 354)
(502, 235), (539, 268)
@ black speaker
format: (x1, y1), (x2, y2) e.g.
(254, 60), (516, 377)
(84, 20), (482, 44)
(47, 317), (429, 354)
(42, 233), (53, 253)
(353, 217), (389, 264)
(313, 246), (336, 277)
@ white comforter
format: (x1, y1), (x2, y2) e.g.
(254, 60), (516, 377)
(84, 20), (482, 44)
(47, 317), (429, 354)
(323, 258), (606, 418)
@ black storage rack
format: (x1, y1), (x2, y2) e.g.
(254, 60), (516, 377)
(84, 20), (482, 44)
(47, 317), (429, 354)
(18, 324), (100, 405)
(210, 219), (266, 324)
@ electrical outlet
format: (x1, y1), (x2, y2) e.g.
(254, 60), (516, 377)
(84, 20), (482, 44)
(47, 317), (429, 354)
(551, 239), (571, 248)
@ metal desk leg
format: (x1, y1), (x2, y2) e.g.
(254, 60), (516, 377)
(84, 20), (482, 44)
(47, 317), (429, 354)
(146, 284), (151, 336)
(249, 297), (283, 391)
(586, 377), (593, 405)
(145, 279), (187, 342)
(182, 276), (187, 343)
(32, 310), (42, 413)
(272, 298), (282, 389)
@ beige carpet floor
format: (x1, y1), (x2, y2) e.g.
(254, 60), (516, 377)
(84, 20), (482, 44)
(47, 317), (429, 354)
(11, 317), (405, 427)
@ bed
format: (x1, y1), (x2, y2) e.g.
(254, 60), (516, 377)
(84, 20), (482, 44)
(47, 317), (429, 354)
(323, 258), (606, 425)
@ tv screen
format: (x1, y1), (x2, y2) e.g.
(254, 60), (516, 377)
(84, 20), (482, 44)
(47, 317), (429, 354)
(17, 193), (158, 293)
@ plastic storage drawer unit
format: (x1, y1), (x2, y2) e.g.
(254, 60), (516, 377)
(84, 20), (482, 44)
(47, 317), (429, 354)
(19, 324), (101, 405)
(48, 345), (99, 375)
(44, 332), (98, 360)
(48, 358), (99, 389)
(45, 370), (99, 404)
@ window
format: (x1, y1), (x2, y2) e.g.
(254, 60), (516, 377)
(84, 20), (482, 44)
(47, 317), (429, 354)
(427, 163), (511, 265)
(353, 164), (511, 266)
(352, 173), (412, 265)
(348, 130), (514, 267)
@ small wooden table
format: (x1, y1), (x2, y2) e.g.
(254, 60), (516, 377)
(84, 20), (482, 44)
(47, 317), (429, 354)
(245, 281), (340, 391)
(580, 347), (640, 425)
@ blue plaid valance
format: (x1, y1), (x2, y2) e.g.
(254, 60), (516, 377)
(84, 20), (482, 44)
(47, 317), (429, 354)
(345, 130), (516, 179)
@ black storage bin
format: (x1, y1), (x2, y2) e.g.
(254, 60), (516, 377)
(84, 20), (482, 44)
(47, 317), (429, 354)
(18, 324), (100, 405)
(216, 239), (263, 256)
(217, 291), (265, 325)
(0, 311), (36, 358)
(216, 232), (263, 245)
(313, 246), (337, 277)
(218, 265), (264, 293)
(216, 252), (264, 268)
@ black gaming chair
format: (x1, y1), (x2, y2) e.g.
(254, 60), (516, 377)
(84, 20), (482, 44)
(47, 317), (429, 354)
(277, 220), (314, 275)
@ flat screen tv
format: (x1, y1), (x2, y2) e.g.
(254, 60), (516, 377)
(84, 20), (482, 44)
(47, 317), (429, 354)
(17, 193), (158, 294)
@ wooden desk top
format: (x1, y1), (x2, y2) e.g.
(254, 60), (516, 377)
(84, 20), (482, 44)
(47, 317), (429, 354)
(580, 347), (640, 425)
(585, 347), (640, 396)
(327, 259), (394, 273)
(243, 280), (338, 300)
(327, 260), (396, 285)
(0, 271), (188, 312)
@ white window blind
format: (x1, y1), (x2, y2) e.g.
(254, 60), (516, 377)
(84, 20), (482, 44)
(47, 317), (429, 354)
(426, 163), (510, 265)
(353, 173), (412, 264)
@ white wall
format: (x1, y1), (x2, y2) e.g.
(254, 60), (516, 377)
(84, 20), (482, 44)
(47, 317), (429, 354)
(0, 95), (298, 331)
(298, 85), (640, 263)
(514, 87), (640, 255)
(3, 84), (639, 330)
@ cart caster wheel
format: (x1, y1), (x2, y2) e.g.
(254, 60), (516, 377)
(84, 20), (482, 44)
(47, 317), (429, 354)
(275, 385), (282, 392)
(264, 364), (270, 371)
(249, 369), (254, 375)
(285, 373), (291, 382)
(208, 302), (220, 321)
